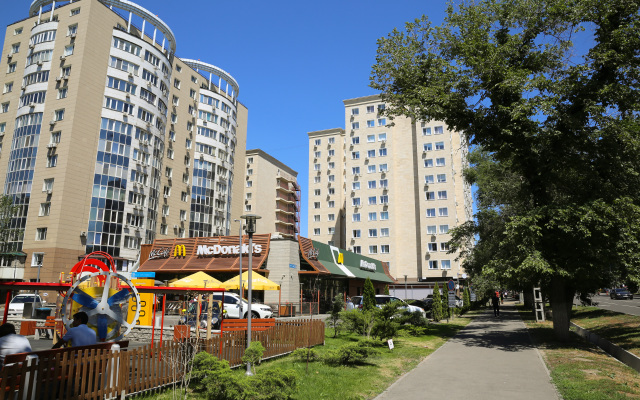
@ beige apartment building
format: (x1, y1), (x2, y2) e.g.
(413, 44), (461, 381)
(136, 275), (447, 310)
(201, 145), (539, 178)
(0, 0), (247, 285)
(308, 95), (472, 290)
(243, 149), (300, 239)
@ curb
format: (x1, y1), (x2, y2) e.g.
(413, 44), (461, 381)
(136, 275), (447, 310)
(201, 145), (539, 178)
(571, 322), (640, 373)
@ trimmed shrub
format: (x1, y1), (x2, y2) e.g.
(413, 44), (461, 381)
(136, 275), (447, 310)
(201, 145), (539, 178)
(242, 341), (265, 374)
(243, 369), (298, 400)
(329, 293), (345, 337)
(323, 342), (379, 366)
(291, 347), (320, 362)
(190, 352), (232, 393)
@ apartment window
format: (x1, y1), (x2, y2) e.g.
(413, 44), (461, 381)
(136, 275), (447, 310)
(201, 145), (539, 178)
(434, 126), (444, 134)
(440, 243), (450, 251)
(423, 127), (432, 135)
(436, 158), (446, 166)
(313, 228), (320, 236)
(313, 202), (320, 209)
(378, 133), (387, 141)
(367, 150), (375, 158)
(43, 179), (54, 191)
(438, 190), (447, 199)
(367, 120), (375, 128)
(428, 260), (438, 270)
(368, 196), (376, 205)
(166, 148), (174, 159)
(368, 229), (377, 238)
(0, 123), (5, 135)
(68, 24), (78, 35)
(381, 245), (390, 254)
(314, 164), (320, 171)
(247, 181), (253, 188)
(328, 149), (335, 156)
(351, 151), (360, 160)
(435, 142), (445, 150)
(181, 192), (187, 202)
(328, 175), (335, 182)
(328, 200), (335, 208)
(438, 207), (448, 217)
(352, 246), (361, 254)
(351, 108), (359, 116)
(162, 205), (169, 216)
(39, 202), (51, 216)
(352, 198), (361, 206)
(441, 260), (451, 269)
(11, 44), (20, 54)
(380, 195), (388, 204)
(350, 137), (359, 145)
(180, 210), (187, 221)
(314, 189), (321, 196)
(381, 228), (390, 237)
(328, 188), (335, 195)
(328, 214), (335, 221)
(426, 191), (435, 200)
(367, 165), (376, 173)
(425, 175), (434, 184)
(47, 155), (58, 168)
(377, 118), (386, 126)
(160, 224), (167, 235)
(57, 88), (68, 99)
(1, 103), (9, 114)
(428, 243), (438, 252)
(173, 78), (181, 89)
(352, 182), (360, 190)
(439, 224), (449, 234)
(328, 227), (335, 234)
(380, 179), (388, 188)
(191, 75), (198, 83)
(7, 63), (17, 73)
(368, 180), (376, 189)
(328, 162), (335, 169)
(189, 89), (196, 99)
(426, 208), (436, 217)
(352, 167), (360, 174)
(165, 167), (173, 178)
(367, 135), (375, 143)
(61, 66), (72, 77)
(14, 28), (23, 35)
(366, 105), (374, 113)
(245, 193), (252, 200)
(380, 212), (389, 220)
(424, 143), (433, 151)
(424, 159), (433, 168)
(64, 45), (74, 56)
(314, 176), (321, 183)
(427, 225), (437, 234)
(351, 230), (361, 239)
(178, 228), (186, 238)
(437, 174), (447, 183)
(328, 137), (336, 144)
(36, 228), (47, 241)
(378, 104), (386, 111)
(32, 252), (44, 267)
(368, 212), (377, 221)
(184, 155), (190, 167)
(54, 109), (65, 121)
(379, 164), (388, 172)
(313, 215), (320, 222)
(3, 82), (13, 94)
(314, 151), (321, 158)
(246, 169), (253, 176)
(314, 139), (321, 145)
(70, 7), (81, 15)
(369, 245), (378, 254)
(351, 122), (359, 130)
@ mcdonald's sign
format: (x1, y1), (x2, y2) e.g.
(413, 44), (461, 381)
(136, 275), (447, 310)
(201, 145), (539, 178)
(173, 244), (187, 258)
(337, 253), (344, 264)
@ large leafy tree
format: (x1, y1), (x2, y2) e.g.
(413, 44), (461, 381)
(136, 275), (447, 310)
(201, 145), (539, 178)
(371, 0), (640, 340)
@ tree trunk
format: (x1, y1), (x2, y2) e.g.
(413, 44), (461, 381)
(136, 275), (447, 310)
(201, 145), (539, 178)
(550, 276), (574, 341)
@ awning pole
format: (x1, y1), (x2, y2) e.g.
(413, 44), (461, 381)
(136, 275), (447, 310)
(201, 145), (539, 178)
(2, 291), (10, 324)
(278, 289), (281, 317)
(151, 294), (157, 349)
(159, 294), (166, 346)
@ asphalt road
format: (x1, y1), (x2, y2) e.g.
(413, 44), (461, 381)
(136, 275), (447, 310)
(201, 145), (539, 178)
(577, 294), (640, 316)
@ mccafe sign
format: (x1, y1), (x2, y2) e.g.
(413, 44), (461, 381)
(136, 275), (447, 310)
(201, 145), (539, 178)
(148, 247), (171, 260)
(196, 243), (263, 257)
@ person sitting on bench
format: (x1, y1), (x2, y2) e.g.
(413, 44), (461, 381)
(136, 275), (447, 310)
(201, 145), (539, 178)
(0, 323), (31, 367)
(52, 312), (97, 348)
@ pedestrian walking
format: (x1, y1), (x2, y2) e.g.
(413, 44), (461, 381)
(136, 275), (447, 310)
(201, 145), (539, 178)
(500, 290), (504, 304)
(52, 311), (97, 348)
(492, 291), (500, 317)
(0, 323), (32, 366)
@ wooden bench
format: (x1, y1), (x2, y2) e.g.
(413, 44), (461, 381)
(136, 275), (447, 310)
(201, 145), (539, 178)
(221, 318), (276, 332)
(35, 316), (61, 339)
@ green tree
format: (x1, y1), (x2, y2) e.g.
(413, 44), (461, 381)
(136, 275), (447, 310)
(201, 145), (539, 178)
(371, 0), (640, 341)
(329, 293), (344, 337)
(363, 278), (376, 311)
(463, 287), (471, 313)
(431, 283), (442, 321)
(384, 285), (390, 295)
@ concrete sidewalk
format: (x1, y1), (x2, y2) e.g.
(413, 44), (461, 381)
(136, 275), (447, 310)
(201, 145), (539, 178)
(375, 302), (560, 400)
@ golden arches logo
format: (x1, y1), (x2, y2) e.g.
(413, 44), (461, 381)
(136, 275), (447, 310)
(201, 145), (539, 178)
(337, 253), (344, 264)
(173, 245), (187, 258)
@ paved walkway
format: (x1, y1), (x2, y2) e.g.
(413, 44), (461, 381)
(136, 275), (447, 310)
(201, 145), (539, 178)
(375, 302), (560, 400)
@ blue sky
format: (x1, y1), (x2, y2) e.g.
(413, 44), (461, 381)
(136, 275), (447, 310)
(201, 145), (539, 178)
(0, 0), (451, 237)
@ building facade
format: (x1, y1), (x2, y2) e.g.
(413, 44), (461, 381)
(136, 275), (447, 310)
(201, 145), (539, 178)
(308, 95), (473, 288)
(0, 0), (247, 285)
(243, 149), (300, 239)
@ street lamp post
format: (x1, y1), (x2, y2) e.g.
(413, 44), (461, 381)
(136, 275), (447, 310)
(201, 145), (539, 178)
(240, 214), (260, 376)
(404, 275), (408, 300)
(234, 219), (244, 300)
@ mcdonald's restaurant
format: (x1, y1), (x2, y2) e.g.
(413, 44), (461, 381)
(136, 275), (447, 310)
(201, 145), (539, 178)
(137, 235), (396, 315)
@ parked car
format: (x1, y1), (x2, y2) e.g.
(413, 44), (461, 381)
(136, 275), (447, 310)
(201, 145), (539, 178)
(210, 292), (273, 319)
(375, 295), (426, 317)
(424, 293), (463, 308)
(610, 288), (634, 300)
(346, 296), (362, 311)
(8, 294), (42, 316)
(406, 299), (433, 311)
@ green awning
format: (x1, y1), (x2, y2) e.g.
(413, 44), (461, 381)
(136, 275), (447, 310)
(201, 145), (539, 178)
(0, 252), (26, 257)
(310, 240), (394, 283)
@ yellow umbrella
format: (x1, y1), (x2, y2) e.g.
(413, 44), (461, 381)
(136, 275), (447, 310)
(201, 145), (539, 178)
(168, 271), (222, 288)
(220, 270), (280, 290)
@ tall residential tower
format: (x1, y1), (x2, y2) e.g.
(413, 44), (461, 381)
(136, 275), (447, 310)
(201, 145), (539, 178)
(308, 95), (472, 287)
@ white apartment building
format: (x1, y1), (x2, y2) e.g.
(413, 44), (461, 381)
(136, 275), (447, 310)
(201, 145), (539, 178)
(308, 95), (472, 287)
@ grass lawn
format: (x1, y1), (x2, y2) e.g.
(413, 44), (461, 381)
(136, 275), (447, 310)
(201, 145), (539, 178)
(571, 306), (640, 357)
(519, 306), (640, 400)
(140, 311), (477, 400)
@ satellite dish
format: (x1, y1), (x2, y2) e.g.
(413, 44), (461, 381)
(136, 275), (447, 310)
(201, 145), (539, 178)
(462, 273), (468, 279)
